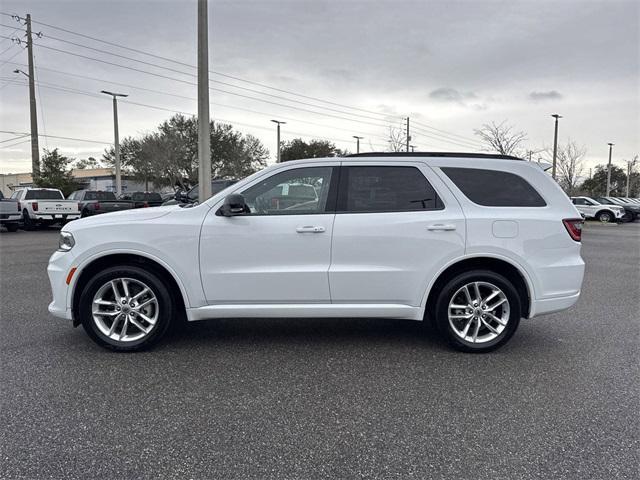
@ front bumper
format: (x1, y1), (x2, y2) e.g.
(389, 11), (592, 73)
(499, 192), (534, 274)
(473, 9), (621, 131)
(47, 249), (76, 321)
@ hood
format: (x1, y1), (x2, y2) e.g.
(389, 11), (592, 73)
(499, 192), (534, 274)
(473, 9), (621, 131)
(65, 205), (181, 230)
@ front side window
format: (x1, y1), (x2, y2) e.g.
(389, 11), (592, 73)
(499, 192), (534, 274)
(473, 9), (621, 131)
(441, 167), (546, 207)
(337, 166), (443, 213)
(84, 191), (117, 201)
(241, 166), (334, 215)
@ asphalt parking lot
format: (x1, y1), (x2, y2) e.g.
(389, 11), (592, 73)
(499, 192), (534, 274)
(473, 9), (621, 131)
(1, 223), (639, 479)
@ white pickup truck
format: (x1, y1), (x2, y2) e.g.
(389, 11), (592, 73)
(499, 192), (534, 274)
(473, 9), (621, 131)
(10, 187), (80, 229)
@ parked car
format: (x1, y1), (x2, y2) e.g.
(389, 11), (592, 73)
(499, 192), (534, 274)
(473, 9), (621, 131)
(68, 190), (134, 217)
(119, 192), (164, 208)
(162, 179), (238, 206)
(570, 196), (625, 223)
(592, 196), (639, 222)
(49, 152), (585, 353)
(10, 187), (80, 230)
(0, 190), (21, 232)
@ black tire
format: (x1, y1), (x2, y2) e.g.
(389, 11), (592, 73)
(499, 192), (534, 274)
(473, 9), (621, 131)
(78, 265), (174, 351)
(434, 270), (521, 353)
(22, 210), (35, 230)
(81, 209), (89, 218)
(596, 210), (613, 223)
(5, 223), (19, 232)
(621, 211), (634, 223)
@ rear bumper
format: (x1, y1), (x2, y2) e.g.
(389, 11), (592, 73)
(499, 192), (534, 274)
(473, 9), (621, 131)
(0, 214), (21, 223)
(33, 214), (80, 221)
(529, 291), (581, 317)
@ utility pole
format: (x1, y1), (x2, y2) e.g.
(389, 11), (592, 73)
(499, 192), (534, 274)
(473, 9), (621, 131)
(352, 135), (363, 154)
(527, 150), (533, 162)
(410, 145), (416, 153)
(197, 0), (212, 202)
(626, 161), (631, 197)
(551, 114), (562, 180)
(25, 14), (40, 179)
(101, 91), (128, 196)
(271, 120), (285, 162)
(606, 142), (614, 196)
(405, 117), (411, 152)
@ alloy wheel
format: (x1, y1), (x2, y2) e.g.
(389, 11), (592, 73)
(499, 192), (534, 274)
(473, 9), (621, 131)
(448, 281), (510, 344)
(92, 277), (159, 342)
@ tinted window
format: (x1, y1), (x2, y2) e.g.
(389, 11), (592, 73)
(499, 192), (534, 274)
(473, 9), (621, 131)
(441, 167), (546, 207)
(84, 191), (117, 201)
(241, 167), (333, 215)
(25, 189), (64, 200)
(572, 198), (588, 206)
(338, 166), (442, 213)
(132, 192), (162, 202)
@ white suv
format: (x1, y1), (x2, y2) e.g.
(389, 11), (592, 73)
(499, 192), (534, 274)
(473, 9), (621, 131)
(570, 196), (625, 223)
(47, 153), (585, 353)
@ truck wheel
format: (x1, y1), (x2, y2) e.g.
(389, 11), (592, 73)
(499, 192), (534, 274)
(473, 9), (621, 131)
(434, 270), (521, 353)
(6, 223), (19, 232)
(78, 265), (174, 352)
(22, 210), (35, 230)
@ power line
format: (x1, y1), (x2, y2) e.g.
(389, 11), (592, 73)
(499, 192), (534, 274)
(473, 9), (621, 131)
(0, 45), (22, 66)
(22, 16), (402, 120)
(0, 138), (30, 149)
(0, 129), (112, 144)
(6, 63), (392, 141)
(0, 134), (29, 143)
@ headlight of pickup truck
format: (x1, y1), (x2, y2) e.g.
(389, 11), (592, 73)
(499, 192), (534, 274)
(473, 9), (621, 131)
(58, 231), (75, 252)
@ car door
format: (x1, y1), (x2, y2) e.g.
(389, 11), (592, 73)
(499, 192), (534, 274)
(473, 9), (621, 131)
(200, 163), (338, 304)
(328, 162), (466, 306)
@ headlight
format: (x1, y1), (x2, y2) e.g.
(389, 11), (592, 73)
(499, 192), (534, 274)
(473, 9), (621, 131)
(58, 231), (75, 252)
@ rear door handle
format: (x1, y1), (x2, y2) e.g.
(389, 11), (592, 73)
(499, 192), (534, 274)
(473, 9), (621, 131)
(427, 223), (456, 231)
(296, 226), (326, 233)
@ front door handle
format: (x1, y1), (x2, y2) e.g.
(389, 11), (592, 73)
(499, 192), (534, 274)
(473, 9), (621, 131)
(427, 223), (456, 231)
(296, 226), (326, 233)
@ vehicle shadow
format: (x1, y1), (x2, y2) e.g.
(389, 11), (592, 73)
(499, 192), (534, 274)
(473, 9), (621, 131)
(164, 316), (449, 351)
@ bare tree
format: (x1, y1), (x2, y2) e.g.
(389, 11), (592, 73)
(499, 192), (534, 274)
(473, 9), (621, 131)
(474, 120), (527, 156)
(554, 141), (587, 195)
(387, 126), (406, 152)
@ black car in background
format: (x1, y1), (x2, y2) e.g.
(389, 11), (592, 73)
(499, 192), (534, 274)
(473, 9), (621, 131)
(119, 191), (164, 208)
(162, 179), (238, 206)
(68, 190), (134, 217)
(593, 196), (639, 222)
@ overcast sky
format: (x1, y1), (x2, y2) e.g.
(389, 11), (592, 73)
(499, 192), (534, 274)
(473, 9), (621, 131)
(0, 0), (638, 174)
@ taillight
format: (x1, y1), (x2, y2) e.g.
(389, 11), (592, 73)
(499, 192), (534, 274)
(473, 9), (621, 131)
(563, 218), (583, 242)
(32, 201), (38, 211)
(17, 202), (21, 212)
(94, 202), (101, 210)
(143, 201), (149, 208)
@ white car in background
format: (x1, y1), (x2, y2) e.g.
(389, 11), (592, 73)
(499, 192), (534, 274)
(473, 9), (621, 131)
(570, 196), (625, 223)
(48, 153), (585, 353)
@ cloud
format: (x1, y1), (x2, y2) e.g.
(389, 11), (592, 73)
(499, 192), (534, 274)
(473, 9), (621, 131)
(529, 90), (564, 102)
(429, 87), (477, 103)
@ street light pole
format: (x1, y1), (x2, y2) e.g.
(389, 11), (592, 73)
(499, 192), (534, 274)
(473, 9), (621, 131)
(100, 90), (128, 196)
(271, 120), (286, 162)
(606, 142), (614, 196)
(551, 114), (562, 180)
(352, 135), (363, 154)
(410, 145), (416, 152)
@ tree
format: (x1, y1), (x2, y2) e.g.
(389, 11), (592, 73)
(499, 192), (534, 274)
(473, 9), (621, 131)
(103, 114), (269, 189)
(579, 165), (628, 197)
(386, 126), (406, 152)
(554, 141), (586, 195)
(474, 121), (527, 156)
(74, 156), (101, 170)
(280, 138), (346, 162)
(35, 149), (77, 196)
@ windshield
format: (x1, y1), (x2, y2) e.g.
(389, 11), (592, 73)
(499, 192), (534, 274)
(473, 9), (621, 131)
(186, 180), (238, 201)
(84, 191), (117, 201)
(25, 189), (63, 200)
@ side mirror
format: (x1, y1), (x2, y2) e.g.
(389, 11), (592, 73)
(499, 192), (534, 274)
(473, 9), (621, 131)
(218, 193), (248, 217)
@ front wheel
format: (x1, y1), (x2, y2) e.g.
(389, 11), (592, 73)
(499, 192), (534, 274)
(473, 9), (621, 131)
(596, 211), (613, 223)
(434, 270), (521, 353)
(78, 265), (174, 351)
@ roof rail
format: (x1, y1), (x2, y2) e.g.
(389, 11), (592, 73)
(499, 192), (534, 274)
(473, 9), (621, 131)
(346, 152), (523, 161)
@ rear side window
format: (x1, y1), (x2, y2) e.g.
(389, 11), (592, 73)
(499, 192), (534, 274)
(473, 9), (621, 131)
(84, 191), (117, 201)
(441, 167), (546, 207)
(25, 189), (63, 200)
(338, 166), (443, 213)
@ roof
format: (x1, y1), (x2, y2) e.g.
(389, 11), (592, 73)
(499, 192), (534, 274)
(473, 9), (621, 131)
(346, 152), (523, 161)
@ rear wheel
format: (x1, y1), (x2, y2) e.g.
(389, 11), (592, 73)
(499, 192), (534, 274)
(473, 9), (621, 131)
(5, 223), (18, 232)
(22, 210), (35, 230)
(79, 265), (173, 351)
(434, 270), (521, 353)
